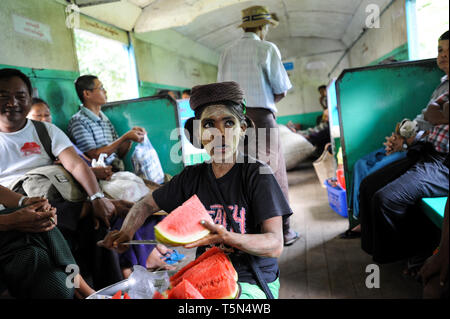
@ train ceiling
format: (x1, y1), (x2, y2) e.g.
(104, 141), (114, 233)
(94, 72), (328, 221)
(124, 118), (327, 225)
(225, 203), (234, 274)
(61, 0), (392, 59)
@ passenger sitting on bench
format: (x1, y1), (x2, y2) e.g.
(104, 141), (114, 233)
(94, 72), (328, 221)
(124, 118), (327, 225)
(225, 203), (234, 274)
(0, 68), (124, 292)
(68, 75), (163, 189)
(342, 30), (450, 239)
(288, 108), (330, 156)
(358, 94), (448, 272)
(0, 185), (95, 298)
(68, 75), (145, 172)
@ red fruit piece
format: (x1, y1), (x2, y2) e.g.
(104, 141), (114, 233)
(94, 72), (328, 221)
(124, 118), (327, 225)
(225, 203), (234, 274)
(112, 290), (122, 299)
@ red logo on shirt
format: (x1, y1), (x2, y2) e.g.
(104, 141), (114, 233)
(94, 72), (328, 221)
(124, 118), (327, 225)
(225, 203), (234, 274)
(21, 142), (41, 156)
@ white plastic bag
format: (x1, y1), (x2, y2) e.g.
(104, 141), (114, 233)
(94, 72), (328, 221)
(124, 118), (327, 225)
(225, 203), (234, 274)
(99, 171), (149, 202)
(91, 153), (108, 168)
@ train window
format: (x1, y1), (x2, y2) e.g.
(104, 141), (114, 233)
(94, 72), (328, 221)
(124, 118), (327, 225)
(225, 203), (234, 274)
(407, 0), (449, 60)
(74, 28), (139, 102)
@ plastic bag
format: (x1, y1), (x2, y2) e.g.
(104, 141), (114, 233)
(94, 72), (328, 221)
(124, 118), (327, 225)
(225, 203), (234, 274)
(132, 135), (165, 185)
(127, 265), (170, 299)
(99, 171), (149, 202)
(127, 265), (156, 299)
(91, 153), (108, 168)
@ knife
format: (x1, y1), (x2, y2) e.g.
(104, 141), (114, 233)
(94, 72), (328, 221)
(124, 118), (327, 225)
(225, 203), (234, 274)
(122, 240), (159, 245)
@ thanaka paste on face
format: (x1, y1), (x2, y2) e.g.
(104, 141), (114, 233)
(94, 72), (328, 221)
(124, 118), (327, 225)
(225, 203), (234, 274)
(199, 105), (244, 163)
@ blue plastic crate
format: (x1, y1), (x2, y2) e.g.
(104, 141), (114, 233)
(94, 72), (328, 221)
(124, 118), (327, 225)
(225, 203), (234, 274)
(324, 180), (348, 217)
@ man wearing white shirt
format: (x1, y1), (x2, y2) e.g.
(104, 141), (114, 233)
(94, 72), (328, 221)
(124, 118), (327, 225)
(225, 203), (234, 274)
(218, 5), (299, 246)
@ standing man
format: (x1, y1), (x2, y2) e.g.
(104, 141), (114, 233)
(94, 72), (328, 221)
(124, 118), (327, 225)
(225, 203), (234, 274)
(217, 5), (299, 246)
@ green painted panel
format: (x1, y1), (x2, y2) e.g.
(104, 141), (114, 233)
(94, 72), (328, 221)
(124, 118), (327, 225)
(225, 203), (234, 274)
(0, 64), (80, 133)
(276, 111), (323, 129)
(336, 58), (444, 228)
(102, 96), (184, 177)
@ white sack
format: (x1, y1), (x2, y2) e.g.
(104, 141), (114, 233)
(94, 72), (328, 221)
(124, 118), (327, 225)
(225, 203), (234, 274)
(279, 124), (315, 170)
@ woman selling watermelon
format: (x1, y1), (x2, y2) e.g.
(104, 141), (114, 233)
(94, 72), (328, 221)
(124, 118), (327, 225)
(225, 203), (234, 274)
(101, 81), (292, 299)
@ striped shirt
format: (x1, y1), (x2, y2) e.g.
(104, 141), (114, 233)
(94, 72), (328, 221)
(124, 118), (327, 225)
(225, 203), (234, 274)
(217, 32), (292, 113)
(67, 105), (119, 164)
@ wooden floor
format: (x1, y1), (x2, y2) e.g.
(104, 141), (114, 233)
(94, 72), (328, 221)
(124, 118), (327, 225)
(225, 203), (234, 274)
(278, 164), (424, 299)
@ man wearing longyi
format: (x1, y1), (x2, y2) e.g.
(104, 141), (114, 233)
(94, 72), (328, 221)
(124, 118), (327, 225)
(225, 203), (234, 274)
(102, 81), (292, 299)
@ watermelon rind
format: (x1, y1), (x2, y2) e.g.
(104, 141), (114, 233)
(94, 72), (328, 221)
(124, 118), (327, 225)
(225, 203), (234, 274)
(153, 194), (214, 246)
(155, 225), (211, 246)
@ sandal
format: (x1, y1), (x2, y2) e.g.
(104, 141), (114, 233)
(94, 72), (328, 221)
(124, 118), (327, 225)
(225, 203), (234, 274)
(284, 230), (300, 246)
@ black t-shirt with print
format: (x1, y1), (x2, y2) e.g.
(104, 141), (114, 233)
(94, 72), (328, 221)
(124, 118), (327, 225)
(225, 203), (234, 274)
(152, 156), (292, 285)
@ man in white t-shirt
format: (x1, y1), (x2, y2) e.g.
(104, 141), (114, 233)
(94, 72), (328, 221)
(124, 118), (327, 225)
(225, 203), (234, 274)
(0, 68), (128, 289)
(0, 68), (116, 228)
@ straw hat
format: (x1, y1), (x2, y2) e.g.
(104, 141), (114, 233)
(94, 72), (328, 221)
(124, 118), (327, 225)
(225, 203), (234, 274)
(238, 5), (279, 29)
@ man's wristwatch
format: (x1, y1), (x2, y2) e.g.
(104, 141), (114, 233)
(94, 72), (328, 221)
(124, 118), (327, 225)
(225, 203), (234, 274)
(18, 196), (28, 206)
(402, 141), (408, 151)
(89, 192), (105, 201)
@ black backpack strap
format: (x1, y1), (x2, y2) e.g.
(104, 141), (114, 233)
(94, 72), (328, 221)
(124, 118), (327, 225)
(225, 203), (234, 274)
(31, 120), (56, 162)
(206, 165), (275, 299)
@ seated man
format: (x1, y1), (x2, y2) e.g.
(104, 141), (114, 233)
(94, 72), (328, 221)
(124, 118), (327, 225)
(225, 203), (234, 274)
(0, 185), (95, 298)
(68, 75), (146, 172)
(359, 99), (448, 271)
(288, 108), (330, 156)
(342, 30), (449, 238)
(0, 68), (122, 290)
(68, 75), (163, 188)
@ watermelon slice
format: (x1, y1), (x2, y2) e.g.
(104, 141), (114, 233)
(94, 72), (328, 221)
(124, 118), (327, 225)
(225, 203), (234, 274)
(155, 195), (214, 246)
(169, 247), (239, 299)
(168, 279), (205, 299)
